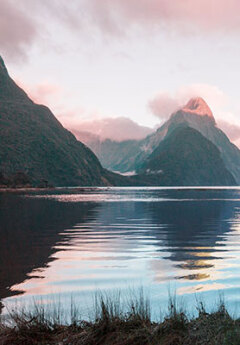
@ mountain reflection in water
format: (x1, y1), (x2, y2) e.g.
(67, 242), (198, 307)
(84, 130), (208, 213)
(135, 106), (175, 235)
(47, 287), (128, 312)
(1, 188), (240, 316)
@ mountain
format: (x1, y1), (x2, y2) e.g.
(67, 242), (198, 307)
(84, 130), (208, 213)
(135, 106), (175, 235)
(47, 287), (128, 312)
(138, 125), (236, 186)
(1, 55), (238, 187)
(0, 56), (120, 187)
(74, 130), (140, 174)
(88, 97), (240, 184)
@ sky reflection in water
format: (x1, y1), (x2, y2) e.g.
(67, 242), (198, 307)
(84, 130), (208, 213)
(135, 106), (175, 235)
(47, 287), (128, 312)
(1, 188), (240, 318)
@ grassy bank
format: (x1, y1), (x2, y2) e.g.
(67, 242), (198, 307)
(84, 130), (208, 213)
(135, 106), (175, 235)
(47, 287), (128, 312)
(1, 294), (240, 345)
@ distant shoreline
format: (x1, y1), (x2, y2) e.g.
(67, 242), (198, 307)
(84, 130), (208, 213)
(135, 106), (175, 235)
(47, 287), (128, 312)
(0, 187), (56, 193)
(1, 185), (240, 193)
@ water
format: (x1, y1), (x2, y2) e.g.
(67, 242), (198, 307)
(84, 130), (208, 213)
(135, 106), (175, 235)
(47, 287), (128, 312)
(1, 187), (240, 319)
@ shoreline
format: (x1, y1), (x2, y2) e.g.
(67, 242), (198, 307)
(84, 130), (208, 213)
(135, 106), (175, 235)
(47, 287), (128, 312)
(0, 298), (239, 345)
(0, 187), (56, 193)
(1, 185), (240, 194)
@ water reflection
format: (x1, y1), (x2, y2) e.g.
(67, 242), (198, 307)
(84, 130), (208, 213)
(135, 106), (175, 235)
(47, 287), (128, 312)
(0, 193), (96, 300)
(148, 195), (239, 279)
(1, 188), (240, 315)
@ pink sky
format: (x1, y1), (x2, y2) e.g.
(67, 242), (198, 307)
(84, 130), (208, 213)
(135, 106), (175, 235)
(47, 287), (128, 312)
(1, 0), (240, 145)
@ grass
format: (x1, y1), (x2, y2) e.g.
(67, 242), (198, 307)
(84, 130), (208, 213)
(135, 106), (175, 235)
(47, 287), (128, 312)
(1, 292), (240, 345)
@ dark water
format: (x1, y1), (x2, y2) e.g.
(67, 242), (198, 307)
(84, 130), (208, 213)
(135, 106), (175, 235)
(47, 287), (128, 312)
(1, 187), (240, 318)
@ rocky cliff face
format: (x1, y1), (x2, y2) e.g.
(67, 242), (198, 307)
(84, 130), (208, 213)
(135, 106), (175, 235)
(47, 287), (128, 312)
(180, 97), (215, 122)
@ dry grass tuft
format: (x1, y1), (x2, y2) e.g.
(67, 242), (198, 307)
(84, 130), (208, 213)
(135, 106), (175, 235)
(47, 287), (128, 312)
(1, 294), (240, 345)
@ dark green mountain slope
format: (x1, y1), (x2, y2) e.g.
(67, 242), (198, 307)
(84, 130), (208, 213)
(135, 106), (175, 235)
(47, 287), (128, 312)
(0, 57), (114, 187)
(138, 125), (236, 186)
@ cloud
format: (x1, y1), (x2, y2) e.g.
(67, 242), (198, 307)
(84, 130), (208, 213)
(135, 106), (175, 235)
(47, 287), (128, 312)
(149, 84), (228, 120)
(0, 0), (38, 60)
(0, 0), (84, 60)
(26, 83), (61, 105)
(66, 116), (153, 141)
(218, 120), (240, 147)
(3, 0), (240, 61)
(176, 84), (228, 111)
(85, 0), (240, 35)
(149, 92), (181, 121)
(15, 79), (153, 142)
(15, 80), (62, 107)
(149, 83), (240, 148)
(18, 78), (153, 142)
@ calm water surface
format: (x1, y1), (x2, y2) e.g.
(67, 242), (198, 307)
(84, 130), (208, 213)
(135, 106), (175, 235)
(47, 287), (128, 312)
(1, 187), (240, 318)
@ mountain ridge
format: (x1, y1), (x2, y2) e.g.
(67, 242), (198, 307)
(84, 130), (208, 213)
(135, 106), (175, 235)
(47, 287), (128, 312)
(0, 56), (238, 187)
(81, 98), (240, 184)
(139, 124), (236, 186)
(0, 57), (119, 187)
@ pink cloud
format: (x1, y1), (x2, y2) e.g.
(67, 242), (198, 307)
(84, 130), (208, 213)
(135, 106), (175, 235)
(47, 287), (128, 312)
(3, 0), (240, 60)
(218, 120), (240, 146)
(149, 83), (240, 148)
(15, 80), (154, 142)
(0, 0), (38, 60)
(176, 84), (228, 110)
(149, 84), (228, 121)
(27, 84), (61, 105)
(66, 116), (153, 141)
(16, 80), (62, 106)
(86, 0), (240, 35)
(149, 92), (181, 121)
